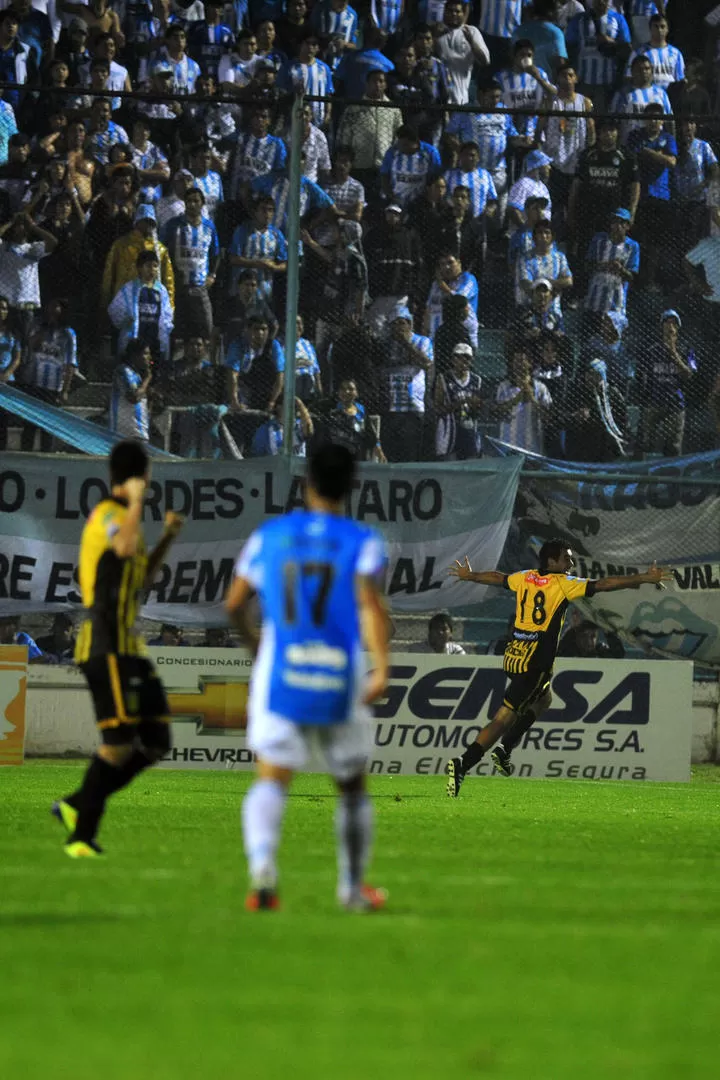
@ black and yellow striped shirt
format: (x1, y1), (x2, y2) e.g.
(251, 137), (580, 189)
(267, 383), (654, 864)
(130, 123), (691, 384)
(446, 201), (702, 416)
(74, 497), (148, 663)
(502, 570), (596, 675)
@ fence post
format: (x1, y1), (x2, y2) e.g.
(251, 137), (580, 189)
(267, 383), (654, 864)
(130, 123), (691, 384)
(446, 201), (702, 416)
(282, 92), (304, 457)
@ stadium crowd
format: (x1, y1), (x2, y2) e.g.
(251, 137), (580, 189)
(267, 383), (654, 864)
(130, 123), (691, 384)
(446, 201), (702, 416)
(0, 0), (719, 461)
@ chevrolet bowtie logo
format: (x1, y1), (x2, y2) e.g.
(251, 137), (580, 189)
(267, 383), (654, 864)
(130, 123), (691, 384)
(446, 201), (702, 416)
(167, 678), (249, 732)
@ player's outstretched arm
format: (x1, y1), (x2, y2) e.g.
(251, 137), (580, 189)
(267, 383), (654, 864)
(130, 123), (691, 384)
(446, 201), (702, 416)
(145, 512), (185, 588)
(592, 562), (673, 592)
(447, 556), (506, 587)
(358, 575), (390, 706)
(225, 574), (261, 657)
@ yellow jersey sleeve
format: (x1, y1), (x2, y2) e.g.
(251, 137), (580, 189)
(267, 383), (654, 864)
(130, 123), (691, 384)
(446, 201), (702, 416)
(559, 575), (591, 602)
(95, 501), (125, 543)
(506, 571), (527, 594)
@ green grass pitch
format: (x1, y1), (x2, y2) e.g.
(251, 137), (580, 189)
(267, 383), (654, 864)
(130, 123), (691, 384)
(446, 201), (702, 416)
(2, 763), (720, 1080)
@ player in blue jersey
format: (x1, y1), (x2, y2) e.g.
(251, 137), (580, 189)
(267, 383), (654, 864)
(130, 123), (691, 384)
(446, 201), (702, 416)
(225, 444), (390, 913)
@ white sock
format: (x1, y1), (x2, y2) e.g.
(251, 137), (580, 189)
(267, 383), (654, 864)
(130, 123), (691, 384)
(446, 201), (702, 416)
(335, 791), (373, 903)
(242, 778), (287, 889)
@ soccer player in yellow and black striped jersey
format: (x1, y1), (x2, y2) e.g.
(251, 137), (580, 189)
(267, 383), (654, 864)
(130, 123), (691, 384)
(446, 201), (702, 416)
(52, 440), (184, 857)
(444, 539), (672, 797)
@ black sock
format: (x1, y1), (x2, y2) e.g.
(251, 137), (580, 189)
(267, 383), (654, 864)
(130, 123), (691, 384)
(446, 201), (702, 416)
(460, 741), (486, 773)
(63, 749), (151, 814)
(70, 755), (124, 844)
(502, 710), (538, 753)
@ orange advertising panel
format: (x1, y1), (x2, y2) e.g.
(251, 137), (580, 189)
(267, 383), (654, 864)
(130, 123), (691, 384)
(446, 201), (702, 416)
(0, 645), (27, 766)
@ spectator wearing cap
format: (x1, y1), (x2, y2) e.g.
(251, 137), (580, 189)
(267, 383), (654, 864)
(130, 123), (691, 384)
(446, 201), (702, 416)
(84, 97), (129, 166)
(188, 142), (224, 221)
(381, 304), (433, 462)
(639, 309), (696, 456)
(57, 17), (91, 84)
(584, 208), (640, 323)
(336, 69), (402, 191)
(611, 54), (672, 145)
(229, 194), (287, 304)
(279, 32), (334, 130)
(626, 14), (684, 92)
(496, 37), (557, 142)
(364, 202), (423, 334)
(228, 106), (287, 204)
(517, 220), (573, 317)
(569, 118), (640, 257)
(381, 124), (442, 209)
(507, 150), (552, 232)
(137, 61), (184, 132)
(162, 187), (220, 342)
(495, 340), (552, 455)
(298, 103), (332, 184)
(627, 103), (676, 290)
(443, 141), (497, 221)
(434, 0), (489, 105)
(108, 248), (174, 363)
(536, 62), (594, 235)
(434, 341), (483, 459)
(186, 0), (235, 83)
(445, 78), (525, 229)
(423, 251), (478, 343)
(129, 116), (170, 205)
(102, 202), (174, 311)
(565, 0), (631, 112)
(673, 119), (719, 252)
(513, 279), (566, 348)
(0, 10), (32, 112)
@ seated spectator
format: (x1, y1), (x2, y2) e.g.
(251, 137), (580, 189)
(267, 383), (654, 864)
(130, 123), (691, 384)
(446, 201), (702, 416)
(18, 296), (77, 452)
(434, 341), (483, 460)
(250, 395), (313, 456)
(639, 309), (696, 457)
(443, 141), (498, 221)
(108, 249), (174, 364)
(495, 341), (552, 454)
(423, 252), (478, 342)
(229, 194), (288, 302)
(0, 614), (44, 662)
(380, 304), (433, 462)
(584, 207), (640, 321)
(558, 619), (625, 658)
(147, 623), (186, 646)
(380, 123), (442, 209)
(292, 314), (322, 401)
(507, 149), (552, 232)
(0, 293), (21, 450)
(102, 203), (174, 312)
(0, 211), (56, 339)
(563, 356), (627, 461)
(412, 612), (466, 654)
(109, 339), (152, 441)
(298, 102), (332, 184)
(35, 613), (75, 662)
(517, 220), (573, 316)
(162, 187), (220, 343)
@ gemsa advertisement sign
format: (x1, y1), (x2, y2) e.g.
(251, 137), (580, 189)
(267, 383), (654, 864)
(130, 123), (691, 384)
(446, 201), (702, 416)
(154, 650), (693, 782)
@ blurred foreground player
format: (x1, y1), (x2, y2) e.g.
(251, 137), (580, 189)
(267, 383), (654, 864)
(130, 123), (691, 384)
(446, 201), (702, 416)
(445, 540), (672, 796)
(225, 444), (390, 912)
(53, 441), (184, 857)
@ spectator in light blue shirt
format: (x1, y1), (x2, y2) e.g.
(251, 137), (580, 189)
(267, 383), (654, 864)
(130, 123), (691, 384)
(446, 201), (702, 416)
(627, 103), (676, 289)
(674, 119), (719, 249)
(0, 98), (17, 165)
(0, 615), (45, 662)
(510, 0), (568, 77)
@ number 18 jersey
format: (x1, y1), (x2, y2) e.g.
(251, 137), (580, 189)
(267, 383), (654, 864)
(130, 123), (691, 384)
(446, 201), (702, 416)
(235, 511), (387, 726)
(503, 570), (596, 674)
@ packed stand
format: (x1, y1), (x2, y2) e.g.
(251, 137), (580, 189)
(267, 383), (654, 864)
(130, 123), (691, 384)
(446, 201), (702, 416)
(0, 0), (718, 461)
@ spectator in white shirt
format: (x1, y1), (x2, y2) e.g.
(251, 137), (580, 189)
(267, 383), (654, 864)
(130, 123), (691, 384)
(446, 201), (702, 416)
(298, 104), (332, 184)
(495, 340), (552, 454)
(413, 612), (467, 654)
(434, 0), (489, 104)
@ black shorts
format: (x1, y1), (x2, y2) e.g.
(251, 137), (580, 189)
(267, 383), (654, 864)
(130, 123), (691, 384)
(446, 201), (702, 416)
(503, 670), (552, 714)
(80, 654), (171, 747)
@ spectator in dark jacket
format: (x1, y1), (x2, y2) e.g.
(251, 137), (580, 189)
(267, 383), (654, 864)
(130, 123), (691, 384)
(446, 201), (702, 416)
(558, 619), (625, 658)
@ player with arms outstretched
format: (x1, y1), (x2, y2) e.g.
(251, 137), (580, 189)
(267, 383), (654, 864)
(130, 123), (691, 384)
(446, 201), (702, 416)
(52, 440), (184, 856)
(225, 444), (390, 912)
(445, 539), (672, 797)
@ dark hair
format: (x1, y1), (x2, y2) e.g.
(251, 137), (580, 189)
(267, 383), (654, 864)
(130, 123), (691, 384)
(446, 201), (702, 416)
(397, 123), (419, 142)
(429, 612), (453, 632)
(9, 133), (29, 147)
(334, 144), (354, 162)
(109, 440), (149, 486)
(185, 186), (205, 202)
(631, 54), (652, 69)
(0, 9), (19, 23)
(643, 102), (665, 116)
(308, 443), (356, 501)
(513, 38), (534, 54)
(578, 619), (599, 633)
(459, 140), (480, 154)
(649, 12), (666, 24)
(556, 61), (576, 76)
(136, 249), (159, 266)
(538, 538), (568, 571)
(124, 338), (150, 366)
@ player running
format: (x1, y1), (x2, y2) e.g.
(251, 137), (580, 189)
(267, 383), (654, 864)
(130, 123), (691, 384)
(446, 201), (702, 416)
(225, 444), (390, 913)
(53, 440), (184, 856)
(445, 539), (672, 797)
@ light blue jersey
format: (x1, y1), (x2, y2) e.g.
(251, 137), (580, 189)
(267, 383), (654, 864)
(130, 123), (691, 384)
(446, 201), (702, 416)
(235, 512), (386, 725)
(585, 232), (640, 316)
(443, 166), (498, 218)
(446, 107), (518, 174)
(626, 44), (685, 90)
(477, 0), (523, 39)
(280, 59), (334, 126)
(380, 141), (442, 206)
(310, 1), (359, 46)
(162, 215), (220, 287)
(110, 364), (149, 439)
(229, 223), (288, 297)
(566, 10), (631, 86)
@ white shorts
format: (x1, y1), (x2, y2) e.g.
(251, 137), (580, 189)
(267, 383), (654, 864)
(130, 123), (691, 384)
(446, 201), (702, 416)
(247, 708), (372, 781)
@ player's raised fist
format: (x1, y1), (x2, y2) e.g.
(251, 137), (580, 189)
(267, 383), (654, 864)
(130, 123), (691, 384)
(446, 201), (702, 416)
(164, 511), (185, 537)
(125, 476), (147, 504)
